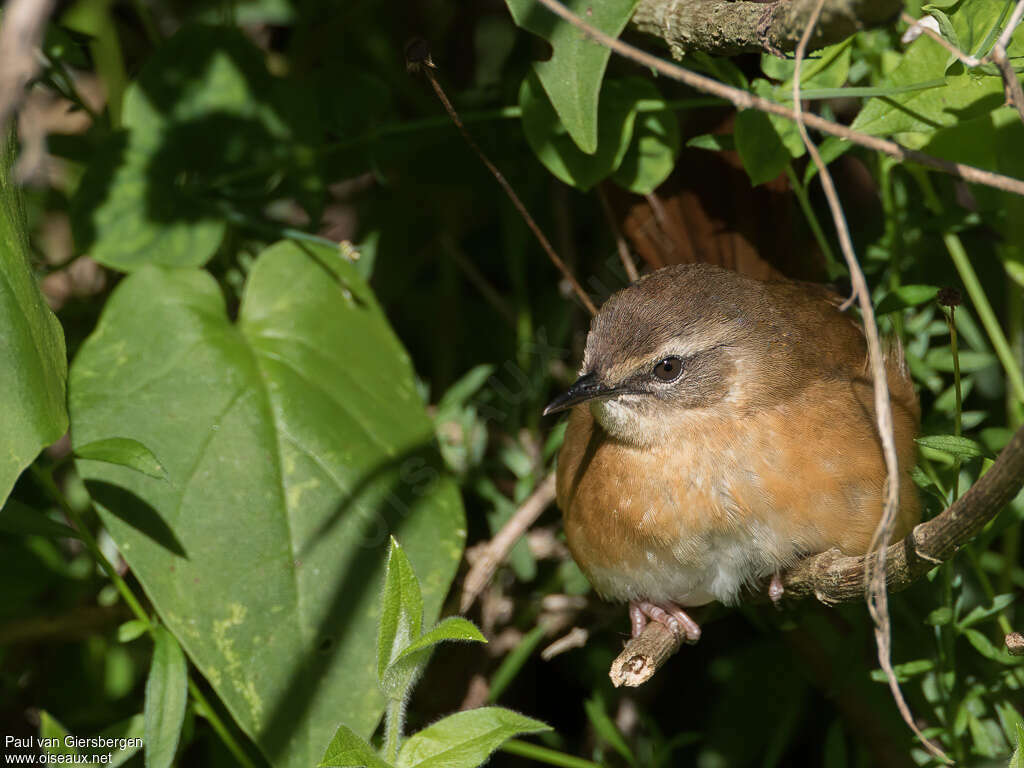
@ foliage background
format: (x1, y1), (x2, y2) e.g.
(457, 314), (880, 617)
(1, 0), (1023, 766)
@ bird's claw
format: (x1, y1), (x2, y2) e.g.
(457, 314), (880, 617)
(629, 600), (701, 644)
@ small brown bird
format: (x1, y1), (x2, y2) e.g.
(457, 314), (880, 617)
(545, 264), (920, 642)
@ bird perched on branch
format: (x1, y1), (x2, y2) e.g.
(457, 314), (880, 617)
(545, 264), (920, 642)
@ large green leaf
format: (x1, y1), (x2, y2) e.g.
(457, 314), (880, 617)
(0, 137), (68, 504)
(851, 0), (1023, 142)
(506, 0), (638, 153)
(69, 241), (465, 768)
(71, 26), (298, 271)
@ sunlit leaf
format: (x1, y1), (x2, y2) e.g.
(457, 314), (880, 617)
(69, 240), (465, 768)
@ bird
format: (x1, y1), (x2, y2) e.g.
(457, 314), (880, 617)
(544, 264), (920, 643)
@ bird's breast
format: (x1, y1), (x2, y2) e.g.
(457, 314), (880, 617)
(554, 384), (917, 606)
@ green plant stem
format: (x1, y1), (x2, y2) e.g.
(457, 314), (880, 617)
(500, 739), (604, 768)
(938, 562), (964, 763)
(189, 680), (257, 768)
(384, 699), (405, 763)
(784, 165), (840, 278)
(914, 173), (1024, 406)
(879, 158), (904, 340)
(30, 465), (151, 626)
(218, 206), (343, 249)
(945, 306), (963, 500)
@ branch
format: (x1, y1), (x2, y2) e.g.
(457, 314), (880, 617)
(632, 0), (901, 56)
(783, 420), (1024, 601)
(610, 621), (681, 687)
(459, 473), (557, 612)
(531, 0), (1024, 199)
(791, 2), (944, 758)
(610, 420), (1024, 685)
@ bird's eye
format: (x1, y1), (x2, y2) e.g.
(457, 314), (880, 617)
(652, 356), (683, 382)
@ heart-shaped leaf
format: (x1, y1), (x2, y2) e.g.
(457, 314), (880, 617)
(69, 240), (465, 768)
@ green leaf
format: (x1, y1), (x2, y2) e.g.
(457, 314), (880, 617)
(0, 135), (68, 505)
(852, 0), (1021, 141)
(915, 434), (992, 460)
(612, 80), (681, 194)
(734, 108), (790, 186)
(923, 347), (997, 372)
(686, 133), (735, 152)
(39, 711), (79, 756)
(997, 702), (1024, 764)
(377, 538), (424, 698)
(98, 715), (145, 768)
(1007, 259), (1024, 288)
(74, 437), (166, 479)
(144, 626), (188, 768)
(957, 593), (1017, 628)
(505, 0), (639, 153)
(926, 606), (954, 625)
(761, 40), (852, 89)
(71, 26), (295, 271)
(319, 725), (393, 768)
(875, 285), (940, 314)
(749, 79), (806, 160)
(0, 498), (80, 540)
(395, 707), (550, 768)
(869, 659), (934, 682)
(1010, 719), (1024, 768)
(584, 695), (635, 764)
(802, 137), (853, 184)
(436, 365), (495, 416)
(381, 617), (486, 699)
(118, 619), (150, 643)
(962, 627), (1024, 665)
(520, 73), (639, 191)
(69, 240), (465, 768)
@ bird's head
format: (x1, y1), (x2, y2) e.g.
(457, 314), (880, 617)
(544, 264), (785, 446)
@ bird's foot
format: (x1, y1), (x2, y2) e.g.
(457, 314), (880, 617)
(768, 573), (785, 605)
(629, 600), (701, 644)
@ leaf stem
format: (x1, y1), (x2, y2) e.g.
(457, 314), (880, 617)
(784, 165), (840, 278)
(384, 699), (405, 764)
(500, 739), (604, 768)
(30, 464), (151, 627)
(189, 680), (258, 768)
